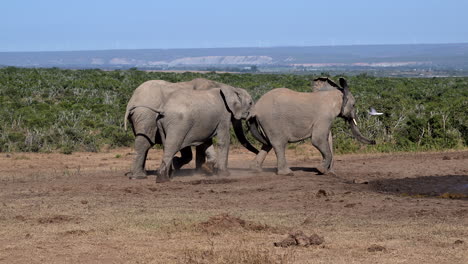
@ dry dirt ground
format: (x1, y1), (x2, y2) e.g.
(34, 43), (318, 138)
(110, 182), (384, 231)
(0, 146), (467, 263)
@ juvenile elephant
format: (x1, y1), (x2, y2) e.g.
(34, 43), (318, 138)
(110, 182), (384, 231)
(247, 77), (375, 176)
(154, 85), (255, 183)
(124, 78), (257, 179)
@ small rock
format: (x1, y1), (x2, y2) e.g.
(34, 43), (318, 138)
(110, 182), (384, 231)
(308, 234), (325, 245)
(80, 200), (88, 205)
(454, 240), (464, 245)
(442, 156), (451, 160)
(290, 231), (310, 246)
(352, 179), (369, 184)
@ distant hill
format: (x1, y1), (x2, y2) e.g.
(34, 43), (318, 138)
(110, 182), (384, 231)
(1, 43), (468, 71)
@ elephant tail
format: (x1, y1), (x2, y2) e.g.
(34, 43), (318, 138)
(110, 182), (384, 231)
(247, 117), (270, 146)
(124, 105), (164, 131)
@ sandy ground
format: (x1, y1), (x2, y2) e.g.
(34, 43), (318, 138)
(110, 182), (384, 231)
(0, 147), (467, 263)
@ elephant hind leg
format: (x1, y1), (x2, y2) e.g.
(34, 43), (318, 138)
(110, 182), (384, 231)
(271, 140), (293, 176)
(196, 139), (216, 175)
(157, 136), (184, 183)
(129, 135), (154, 179)
(249, 144), (272, 172)
(311, 130), (335, 175)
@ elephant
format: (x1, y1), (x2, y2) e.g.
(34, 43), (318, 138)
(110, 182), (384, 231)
(247, 77), (375, 176)
(153, 85), (256, 183)
(124, 78), (257, 179)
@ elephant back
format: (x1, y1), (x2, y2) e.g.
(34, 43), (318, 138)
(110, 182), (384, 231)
(311, 77), (341, 92)
(127, 80), (179, 112)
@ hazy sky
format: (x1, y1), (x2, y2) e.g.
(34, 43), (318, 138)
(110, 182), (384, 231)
(2, 0), (467, 51)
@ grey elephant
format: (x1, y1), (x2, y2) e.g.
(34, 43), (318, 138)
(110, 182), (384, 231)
(124, 78), (257, 179)
(247, 77), (375, 176)
(154, 85), (255, 183)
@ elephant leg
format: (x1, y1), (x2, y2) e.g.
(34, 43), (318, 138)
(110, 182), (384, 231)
(196, 140), (215, 175)
(249, 144), (272, 172)
(173, 147), (192, 171)
(271, 140), (293, 176)
(205, 144), (217, 164)
(311, 129), (335, 175)
(129, 135), (153, 179)
(157, 137), (183, 183)
(328, 131), (334, 171)
(215, 126), (230, 176)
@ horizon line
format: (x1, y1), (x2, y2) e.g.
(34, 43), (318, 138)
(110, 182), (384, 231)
(1, 42), (467, 53)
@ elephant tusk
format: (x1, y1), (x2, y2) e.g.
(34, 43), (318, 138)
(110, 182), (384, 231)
(353, 118), (357, 126)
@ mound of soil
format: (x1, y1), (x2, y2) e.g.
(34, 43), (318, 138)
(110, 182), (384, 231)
(198, 213), (272, 232)
(274, 231), (324, 247)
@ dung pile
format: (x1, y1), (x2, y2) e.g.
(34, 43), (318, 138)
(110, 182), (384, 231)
(274, 231), (324, 247)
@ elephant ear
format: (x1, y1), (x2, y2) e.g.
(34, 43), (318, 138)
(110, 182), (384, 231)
(220, 86), (243, 120)
(339, 77), (350, 116)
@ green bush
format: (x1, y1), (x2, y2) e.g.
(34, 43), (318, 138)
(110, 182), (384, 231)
(0, 67), (466, 154)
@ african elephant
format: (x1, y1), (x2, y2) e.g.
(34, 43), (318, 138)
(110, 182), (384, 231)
(247, 77), (375, 176)
(124, 78), (257, 179)
(154, 85), (255, 183)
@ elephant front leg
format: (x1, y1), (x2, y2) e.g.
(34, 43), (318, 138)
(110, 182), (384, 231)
(129, 136), (153, 179)
(249, 144), (272, 172)
(214, 127), (230, 176)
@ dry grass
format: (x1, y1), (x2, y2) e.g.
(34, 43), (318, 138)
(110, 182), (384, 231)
(0, 149), (467, 263)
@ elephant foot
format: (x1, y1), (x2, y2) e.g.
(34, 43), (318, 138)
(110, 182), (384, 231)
(216, 169), (231, 177)
(156, 175), (171, 183)
(249, 161), (263, 172)
(127, 171), (148, 180)
(317, 166), (335, 176)
(324, 170), (337, 177)
(277, 168), (294, 176)
(200, 162), (215, 176)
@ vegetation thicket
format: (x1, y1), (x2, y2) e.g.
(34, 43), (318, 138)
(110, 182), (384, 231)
(0, 67), (466, 154)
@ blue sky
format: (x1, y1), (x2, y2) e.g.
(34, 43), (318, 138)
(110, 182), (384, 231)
(1, 0), (467, 51)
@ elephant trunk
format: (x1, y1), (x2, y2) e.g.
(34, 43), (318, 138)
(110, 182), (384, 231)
(347, 117), (376, 145)
(232, 119), (259, 154)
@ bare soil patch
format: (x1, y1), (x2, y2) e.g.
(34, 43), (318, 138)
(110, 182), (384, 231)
(0, 148), (467, 263)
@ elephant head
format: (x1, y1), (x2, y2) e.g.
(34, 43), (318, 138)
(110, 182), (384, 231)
(338, 78), (376, 145)
(220, 86), (259, 154)
(220, 86), (254, 120)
